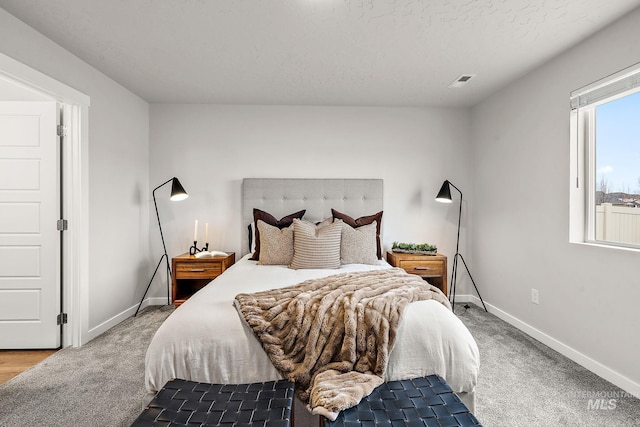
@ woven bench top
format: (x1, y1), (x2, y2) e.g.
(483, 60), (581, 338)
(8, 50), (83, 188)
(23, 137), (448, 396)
(131, 379), (294, 427)
(324, 375), (482, 427)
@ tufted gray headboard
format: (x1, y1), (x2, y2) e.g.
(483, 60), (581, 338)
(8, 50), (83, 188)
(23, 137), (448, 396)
(241, 178), (383, 256)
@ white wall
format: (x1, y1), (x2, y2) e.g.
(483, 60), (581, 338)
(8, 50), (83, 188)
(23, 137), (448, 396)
(148, 104), (474, 297)
(0, 8), (150, 342)
(471, 8), (640, 394)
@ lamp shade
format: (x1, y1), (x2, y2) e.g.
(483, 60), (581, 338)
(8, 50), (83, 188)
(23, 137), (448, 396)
(170, 177), (188, 201)
(435, 180), (453, 203)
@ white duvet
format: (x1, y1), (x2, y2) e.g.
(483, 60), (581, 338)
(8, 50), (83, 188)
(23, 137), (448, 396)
(144, 255), (479, 400)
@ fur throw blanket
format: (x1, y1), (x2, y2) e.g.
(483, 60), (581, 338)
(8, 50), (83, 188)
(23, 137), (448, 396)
(234, 267), (451, 420)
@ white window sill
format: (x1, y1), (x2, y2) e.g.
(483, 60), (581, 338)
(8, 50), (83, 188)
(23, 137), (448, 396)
(571, 240), (640, 254)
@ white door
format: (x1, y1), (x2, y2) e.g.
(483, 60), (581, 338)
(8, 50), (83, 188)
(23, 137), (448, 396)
(0, 101), (60, 349)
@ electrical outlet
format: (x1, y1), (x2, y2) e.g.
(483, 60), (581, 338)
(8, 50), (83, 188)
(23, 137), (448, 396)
(531, 288), (539, 305)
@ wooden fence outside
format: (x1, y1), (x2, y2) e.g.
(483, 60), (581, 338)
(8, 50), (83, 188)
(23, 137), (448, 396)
(595, 203), (640, 245)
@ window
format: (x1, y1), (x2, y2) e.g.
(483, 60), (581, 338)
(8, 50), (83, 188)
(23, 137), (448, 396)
(570, 64), (640, 250)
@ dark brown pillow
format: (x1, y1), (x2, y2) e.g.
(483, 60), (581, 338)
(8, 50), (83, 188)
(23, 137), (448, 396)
(250, 208), (306, 260)
(331, 209), (383, 259)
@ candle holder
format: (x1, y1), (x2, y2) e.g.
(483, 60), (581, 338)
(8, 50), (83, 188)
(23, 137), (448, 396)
(189, 241), (209, 256)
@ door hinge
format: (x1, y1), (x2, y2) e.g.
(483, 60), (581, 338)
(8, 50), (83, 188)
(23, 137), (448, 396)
(57, 125), (67, 137)
(57, 313), (68, 325)
(57, 219), (68, 231)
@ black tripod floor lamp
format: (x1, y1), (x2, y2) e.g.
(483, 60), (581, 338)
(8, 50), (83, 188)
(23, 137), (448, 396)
(435, 180), (487, 313)
(135, 177), (188, 316)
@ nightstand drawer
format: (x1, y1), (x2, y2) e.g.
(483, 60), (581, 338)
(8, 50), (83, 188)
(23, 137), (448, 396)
(399, 260), (444, 276)
(175, 262), (222, 279)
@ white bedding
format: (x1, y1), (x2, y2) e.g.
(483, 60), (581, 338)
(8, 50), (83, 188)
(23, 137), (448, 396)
(145, 255), (479, 401)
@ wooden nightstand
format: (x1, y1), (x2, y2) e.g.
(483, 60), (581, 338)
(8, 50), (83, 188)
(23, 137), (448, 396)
(386, 252), (448, 296)
(171, 252), (235, 306)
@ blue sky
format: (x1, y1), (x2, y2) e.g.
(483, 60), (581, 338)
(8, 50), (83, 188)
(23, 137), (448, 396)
(596, 90), (640, 194)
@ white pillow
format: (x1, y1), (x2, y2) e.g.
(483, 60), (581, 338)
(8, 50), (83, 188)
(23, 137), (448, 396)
(289, 218), (342, 269)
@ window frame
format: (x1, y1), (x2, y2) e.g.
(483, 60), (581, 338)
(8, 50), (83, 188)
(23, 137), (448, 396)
(570, 64), (640, 252)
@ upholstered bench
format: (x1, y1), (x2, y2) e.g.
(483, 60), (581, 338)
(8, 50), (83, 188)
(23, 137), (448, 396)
(323, 375), (482, 427)
(131, 378), (294, 426)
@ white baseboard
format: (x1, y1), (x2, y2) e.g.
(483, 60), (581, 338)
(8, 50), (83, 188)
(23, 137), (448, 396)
(85, 297), (167, 344)
(454, 294), (640, 399)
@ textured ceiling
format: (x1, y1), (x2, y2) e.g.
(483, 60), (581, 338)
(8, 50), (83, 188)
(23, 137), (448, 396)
(1, 0), (639, 107)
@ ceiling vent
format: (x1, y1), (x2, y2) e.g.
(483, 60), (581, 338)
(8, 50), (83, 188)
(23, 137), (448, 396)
(448, 74), (476, 88)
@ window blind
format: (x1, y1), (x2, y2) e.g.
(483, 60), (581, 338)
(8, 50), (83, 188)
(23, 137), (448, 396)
(570, 62), (640, 109)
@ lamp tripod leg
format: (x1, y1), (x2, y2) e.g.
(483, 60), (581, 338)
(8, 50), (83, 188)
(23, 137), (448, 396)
(457, 253), (488, 312)
(162, 254), (172, 305)
(135, 253), (168, 317)
(166, 259), (171, 306)
(450, 254), (458, 312)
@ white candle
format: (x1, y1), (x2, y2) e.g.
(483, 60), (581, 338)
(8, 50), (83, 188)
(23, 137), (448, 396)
(194, 219), (198, 241)
(205, 223), (209, 244)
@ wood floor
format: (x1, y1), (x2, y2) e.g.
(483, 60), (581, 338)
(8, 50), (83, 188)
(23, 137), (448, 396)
(0, 350), (57, 385)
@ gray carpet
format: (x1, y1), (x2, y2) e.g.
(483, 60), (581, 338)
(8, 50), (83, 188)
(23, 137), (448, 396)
(0, 304), (638, 426)
(455, 304), (640, 426)
(0, 306), (173, 427)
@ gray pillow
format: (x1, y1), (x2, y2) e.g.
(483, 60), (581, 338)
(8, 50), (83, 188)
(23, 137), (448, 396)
(340, 221), (378, 265)
(257, 220), (294, 265)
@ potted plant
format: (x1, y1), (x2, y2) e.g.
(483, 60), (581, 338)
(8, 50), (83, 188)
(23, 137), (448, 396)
(392, 241), (437, 255)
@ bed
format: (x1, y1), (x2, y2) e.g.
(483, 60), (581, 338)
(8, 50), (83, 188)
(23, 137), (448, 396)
(145, 178), (479, 423)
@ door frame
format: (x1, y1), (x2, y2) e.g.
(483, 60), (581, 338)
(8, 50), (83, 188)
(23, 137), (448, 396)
(0, 52), (90, 347)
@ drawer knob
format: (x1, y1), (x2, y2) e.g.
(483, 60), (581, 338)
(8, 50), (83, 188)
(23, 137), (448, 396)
(414, 266), (430, 271)
(190, 268), (206, 272)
